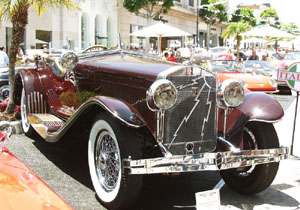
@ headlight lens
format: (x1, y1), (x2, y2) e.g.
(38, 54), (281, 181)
(59, 52), (78, 71)
(218, 79), (244, 108)
(147, 79), (177, 110)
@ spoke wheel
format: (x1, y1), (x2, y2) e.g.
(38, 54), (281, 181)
(220, 122), (280, 195)
(88, 113), (142, 210)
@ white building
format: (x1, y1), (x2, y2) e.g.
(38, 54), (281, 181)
(0, 0), (226, 53)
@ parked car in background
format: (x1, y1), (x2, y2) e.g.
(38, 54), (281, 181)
(233, 51), (248, 61)
(13, 46), (288, 209)
(0, 122), (72, 210)
(244, 60), (290, 95)
(208, 46), (230, 59)
(271, 53), (299, 67)
(206, 60), (278, 93)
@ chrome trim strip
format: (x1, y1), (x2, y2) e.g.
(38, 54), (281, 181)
(123, 147), (289, 174)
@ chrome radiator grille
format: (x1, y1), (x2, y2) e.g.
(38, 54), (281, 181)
(164, 74), (217, 155)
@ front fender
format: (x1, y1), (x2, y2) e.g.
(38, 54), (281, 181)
(219, 92), (284, 147)
(13, 68), (43, 105)
(88, 96), (146, 128)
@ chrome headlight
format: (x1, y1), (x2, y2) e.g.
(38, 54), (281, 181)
(217, 79), (244, 109)
(147, 79), (177, 111)
(59, 52), (78, 71)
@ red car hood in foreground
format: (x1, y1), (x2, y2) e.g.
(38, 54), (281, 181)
(0, 146), (72, 210)
(217, 72), (277, 92)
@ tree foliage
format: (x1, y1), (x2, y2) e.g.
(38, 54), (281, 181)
(0, 0), (79, 113)
(230, 8), (256, 26)
(199, 0), (227, 48)
(222, 22), (251, 60)
(260, 8), (280, 26)
(199, 0), (227, 25)
(123, 0), (174, 20)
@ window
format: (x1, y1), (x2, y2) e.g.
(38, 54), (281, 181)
(189, 0), (194, 7)
(36, 30), (51, 49)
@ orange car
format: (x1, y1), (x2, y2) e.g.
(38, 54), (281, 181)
(207, 60), (278, 93)
(0, 122), (72, 210)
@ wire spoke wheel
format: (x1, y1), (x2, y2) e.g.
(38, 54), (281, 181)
(88, 113), (142, 210)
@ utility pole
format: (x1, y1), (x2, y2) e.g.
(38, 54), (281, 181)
(196, 0), (200, 46)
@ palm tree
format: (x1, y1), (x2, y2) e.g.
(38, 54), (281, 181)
(222, 22), (251, 60)
(0, 0), (78, 113)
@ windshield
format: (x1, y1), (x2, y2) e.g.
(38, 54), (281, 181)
(272, 53), (296, 60)
(244, 61), (277, 71)
(209, 60), (244, 72)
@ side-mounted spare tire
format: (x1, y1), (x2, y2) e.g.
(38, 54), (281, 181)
(220, 122), (280, 195)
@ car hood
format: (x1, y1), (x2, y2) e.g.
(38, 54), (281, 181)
(78, 52), (176, 81)
(217, 72), (276, 91)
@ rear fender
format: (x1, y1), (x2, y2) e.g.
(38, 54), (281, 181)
(219, 92), (284, 147)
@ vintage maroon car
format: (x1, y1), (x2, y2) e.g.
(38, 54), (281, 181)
(12, 48), (288, 209)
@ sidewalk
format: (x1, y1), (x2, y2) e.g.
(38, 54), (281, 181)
(274, 94), (300, 157)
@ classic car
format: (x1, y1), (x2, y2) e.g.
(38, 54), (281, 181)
(0, 121), (72, 210)
(206, 60), (278, 93)
(12, 47), (288, 209)
(244, 60), (291, 95)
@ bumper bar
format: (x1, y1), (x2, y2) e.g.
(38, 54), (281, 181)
(123, 147), (289, 174)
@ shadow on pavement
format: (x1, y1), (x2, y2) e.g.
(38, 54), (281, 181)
(221, 185), (300, 209)
(32, 133), (94, 190)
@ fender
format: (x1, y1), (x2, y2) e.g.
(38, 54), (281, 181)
(13, 68), (44, 106)
(219, 92), (284, 147)
(45, 96), (147, 142)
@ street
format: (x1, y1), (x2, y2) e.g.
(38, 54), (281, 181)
(5, 94), (300, 210)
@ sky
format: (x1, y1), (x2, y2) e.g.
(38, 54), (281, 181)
(229, 0), (300, 27)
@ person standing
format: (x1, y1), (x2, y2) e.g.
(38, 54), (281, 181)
(247, 51), (259, 60)
(277, 54), (288, 70)
(0, 46), (9, 67)
(167, 52), (178, 62)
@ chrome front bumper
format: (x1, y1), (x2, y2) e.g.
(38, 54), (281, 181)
(123, 147), (289, 175)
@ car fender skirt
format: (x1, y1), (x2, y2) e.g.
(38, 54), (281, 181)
(87, 96), (146, 128)
(219, 92), (284, 147)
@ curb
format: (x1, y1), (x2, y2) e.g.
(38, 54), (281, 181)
(10, 120), (23, 134)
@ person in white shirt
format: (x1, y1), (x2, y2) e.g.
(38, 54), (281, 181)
(0, 46), (9, 67)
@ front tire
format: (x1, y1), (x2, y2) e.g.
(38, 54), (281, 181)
(88, 113), (142, 210)
(20, 88), (36, 137)
(220, 122), (279, 195)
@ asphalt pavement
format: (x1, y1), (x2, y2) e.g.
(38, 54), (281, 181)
(5, 94), (300, 210)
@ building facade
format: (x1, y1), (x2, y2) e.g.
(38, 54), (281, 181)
(0, 0), (225, 53)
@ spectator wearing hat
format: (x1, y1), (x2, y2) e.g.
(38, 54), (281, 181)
(0, 46), (9, 67)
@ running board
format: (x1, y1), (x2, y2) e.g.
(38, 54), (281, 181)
(27, 114), (65, 138)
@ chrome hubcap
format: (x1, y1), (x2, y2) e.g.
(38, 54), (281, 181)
(95, 130), (120, 191)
